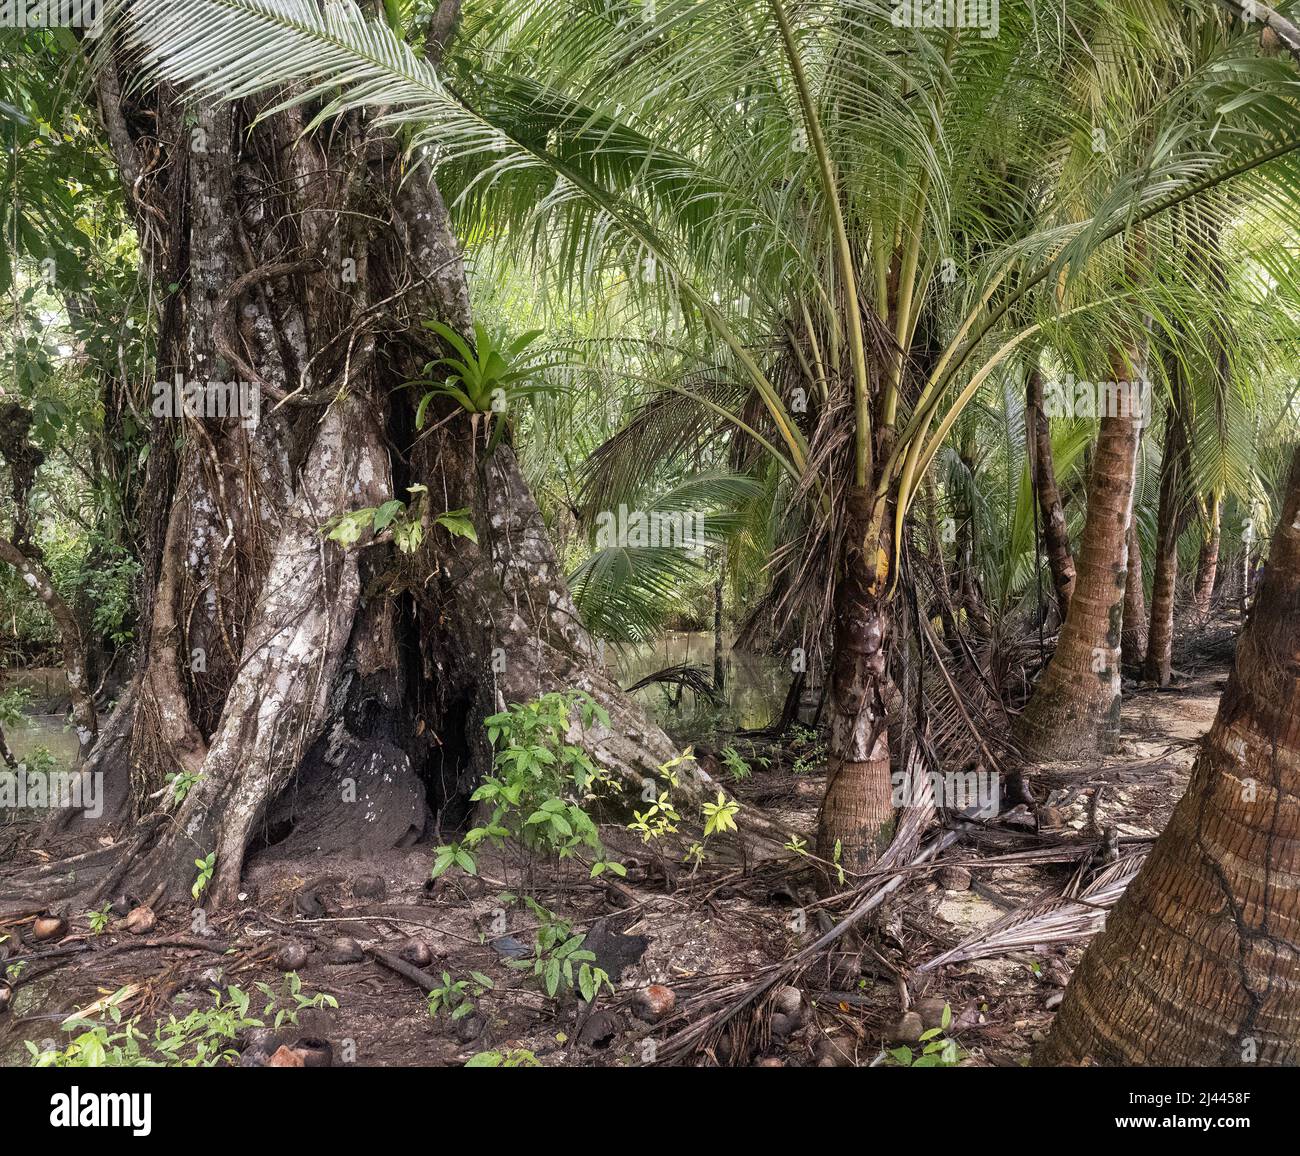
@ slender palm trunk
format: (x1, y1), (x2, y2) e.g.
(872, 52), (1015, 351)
(1026, 363), (1076, 621)
(816, 488), (894, 888)
(1015, 361), (1143, 760)
(955, 434), (991, 634)
(713, 560), (725, 693)
(1193, 492), (1222, 619)
(1121, 520), (1147, 673)
(1143, 375), (1191, 685)
(1040, 445), (1300, 1065)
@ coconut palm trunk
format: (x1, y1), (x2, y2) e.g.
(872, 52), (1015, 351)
(1026, 362), (1076, 622)
(1040, 443), (1300, 1066)
(1143, 368), (1192, 685)
(1121, 520), (1147, 674)
(1193, 491), (1223, 619)
(1015, 358), (1144, 760)
(815, 489), (896, 886)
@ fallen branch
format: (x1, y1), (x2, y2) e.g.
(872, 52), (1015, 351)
(368, 946), (442, 993)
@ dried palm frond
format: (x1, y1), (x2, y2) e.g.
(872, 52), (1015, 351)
(623, 662), (724, 705)
(916, 851), (1147, 973)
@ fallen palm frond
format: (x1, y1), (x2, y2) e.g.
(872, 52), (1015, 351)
(653, 825), (964, 1065)
(916, 851), (1147, 973)
(873, 742), (937, 872)
(623, 663), (724, 705)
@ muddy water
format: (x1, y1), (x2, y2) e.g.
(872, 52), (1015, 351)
(6, 715), (80, 767)
(615, 632), (788, 734)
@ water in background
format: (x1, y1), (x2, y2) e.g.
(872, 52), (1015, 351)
(7, 714), (80, 766)
(615, 632), (788, 734)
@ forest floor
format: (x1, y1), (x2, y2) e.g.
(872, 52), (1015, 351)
(0, 616), (1237, 1068)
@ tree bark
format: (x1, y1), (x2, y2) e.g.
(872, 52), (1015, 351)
(4, 43), (713, 910)
(1193, 490), (1223, 620)
(1143, 372), (1191, 686)
(1026, 363), (1076, 622)
(815, 488), (895, 888)
(1040, 444), (1300, 1065)
(1015, 357), (1144, 760)
(1120, 520), (1147, 674)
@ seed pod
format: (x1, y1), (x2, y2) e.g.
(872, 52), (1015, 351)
(32, 914), (68, 942)
(277, 943), (311, 971)
(123, 906), (156, 935)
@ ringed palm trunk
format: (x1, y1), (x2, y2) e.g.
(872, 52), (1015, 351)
(1040, 444), (1300, 1065)
(1015, 362), (1144, 760)
(1143, 374), (1191, 686)
(1026, 363), (1076, 622)
(815, 488), (895, 889)
(1120, 520), (1147, 674)
(1193, 491), (1222, 619)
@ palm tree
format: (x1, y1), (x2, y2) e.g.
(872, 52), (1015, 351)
(1014, 343), (1146, 758)
(1121, 518), (1148, 673)
(1026, 360), (1076, 622)
(1192, 488), (1224, 617)
(1040, 441), (1300, 1065)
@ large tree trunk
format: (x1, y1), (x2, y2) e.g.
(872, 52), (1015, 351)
(815, 488), (895, 889)
(1040, 444), (1300, 1065)
(3, 34), (710, 911)
(1142, 371), (1191, 686)
(1192, 490), (1223, 620)
(1026, 362), (1076, 622)
(1015, 358), (1144, 760)
(1120, 520), (1147, 674)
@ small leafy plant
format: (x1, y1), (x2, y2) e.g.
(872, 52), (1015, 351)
(192, 852), (215, 901)
(431, 691), (623, 882)
(163, 770), (200, 807)
(254, 971), (339, 1029)
(887, 1004), (962, 1067)
(321, 484), (475, 556)
(629, 788), (681, 844)
(0, 685), (32, 729)
(412, 321), (554, 447)
(788, 724), (827, 775)
(465, 1047), (541, 1067)
(510, 900), (612, 1002)
(87, 904), (113, 935)
(427, 970), (494, 1022)
(721, 742), (768, 782)
(702, 791), (740, 837)
(28, 985), (264, 1068)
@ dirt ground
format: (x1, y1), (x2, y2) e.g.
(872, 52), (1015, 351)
(0, 619), (1236, 1068)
